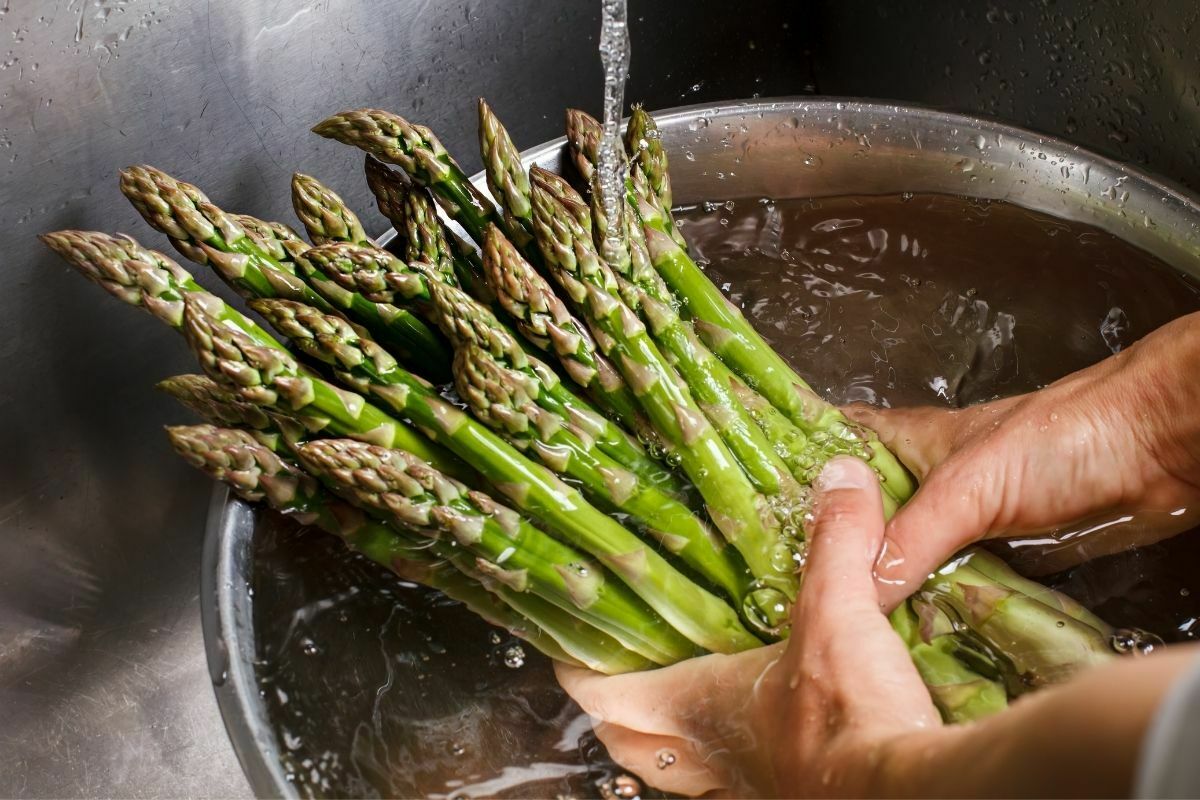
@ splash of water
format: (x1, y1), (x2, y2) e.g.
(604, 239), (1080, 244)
(597, 0), (630, 265)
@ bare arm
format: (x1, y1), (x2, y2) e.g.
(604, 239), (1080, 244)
(882, 646), (1198, 799)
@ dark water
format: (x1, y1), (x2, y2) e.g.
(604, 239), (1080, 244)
(252, 193), (1200, 798)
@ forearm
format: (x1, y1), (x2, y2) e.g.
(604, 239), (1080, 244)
(880, 645), (1200, 798)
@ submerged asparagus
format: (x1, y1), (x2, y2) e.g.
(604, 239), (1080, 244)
(295, 437), (691, 664)
(167, 423), (650, 672)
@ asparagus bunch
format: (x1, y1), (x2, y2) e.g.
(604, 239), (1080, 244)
(37, 99), (1126, 726)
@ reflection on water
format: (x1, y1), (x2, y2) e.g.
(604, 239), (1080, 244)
(252, 193), (1200, 797)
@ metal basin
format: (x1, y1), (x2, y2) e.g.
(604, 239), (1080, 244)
(202, 98), (1200, 798)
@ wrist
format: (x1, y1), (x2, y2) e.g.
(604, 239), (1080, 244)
(869, 727), (966, 798)
(1128, 311), (1200, 486)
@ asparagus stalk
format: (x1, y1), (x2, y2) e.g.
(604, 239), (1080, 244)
(295, 437), (692, 664)
(478, 98), (535, 247)
(290, 173), (371, 246)
(158, 374), (283, 437)
(428, 276), (686, 495)
(529, 180), (799, 632)
(623, 146), (917, 503)
(566, 108), (603, 183)
(119, 165), (451, 382)
(454, 340), (750, 604)
(167, 423), (648, 672)
(239, 296), (758, 654)
(963, 548), (1113, 635)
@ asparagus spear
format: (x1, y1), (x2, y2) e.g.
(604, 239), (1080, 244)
(529, 180), (799, 632)
(963, 548), (1113, 635)
(167, 423), (648, 672)
(454, 340), (750, 604)
(290, 173), (371, 246)
(425, 276), (685, 495)
(313, 109), (508, 250)
(239, 296), (759, 654)
(478, 98), (535, 246)
(566, 108), (602, 183)
(158, 374), (280, 436)
(481, 223), (650, 434)
(119, 165), (451, 381)
(624, 106), (687, 247)
(295, 437), (692, 664)
(612, 135), (918, 503)
(39, 230), (274, 341)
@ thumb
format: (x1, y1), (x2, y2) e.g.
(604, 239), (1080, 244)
(874, 465), (993, 610)
(792, 456), (938, 726)
(794, 456), (889, 630)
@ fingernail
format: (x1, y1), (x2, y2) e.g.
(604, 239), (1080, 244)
(816, 456), (872, 491)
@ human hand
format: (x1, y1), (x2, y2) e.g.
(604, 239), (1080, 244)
(558, 457), (943, 798)
(845, 311), (1200, 603)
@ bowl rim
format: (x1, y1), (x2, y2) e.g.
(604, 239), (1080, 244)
(200, 96), (1200, 799)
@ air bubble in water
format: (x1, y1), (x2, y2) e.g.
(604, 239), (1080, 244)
(1110, 627), (1163, 656)
(503, 645), (526, 669)
(601, 774), (642, 799)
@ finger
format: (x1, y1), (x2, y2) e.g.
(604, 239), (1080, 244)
(842, 403), (957, 481)
(555, 647), (783, 739)
(874, 463), (994, 610)
(796, 456), (939, 725)
(591, 723), (726, 798)
(797, 455), (890, 627)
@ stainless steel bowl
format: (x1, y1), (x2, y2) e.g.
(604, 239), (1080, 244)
(202, 98), (1200, 798)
